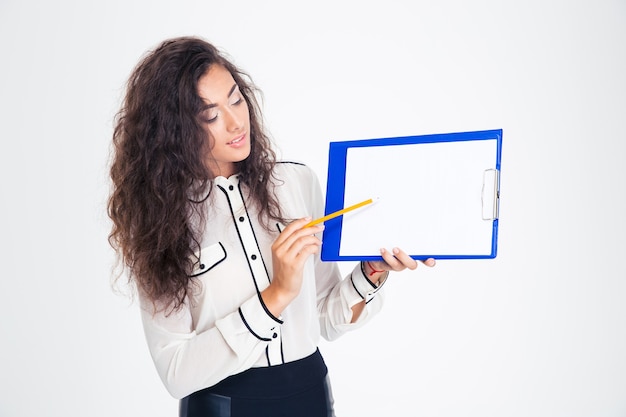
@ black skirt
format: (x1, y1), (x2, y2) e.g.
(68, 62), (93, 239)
(180, 349), (335, 417)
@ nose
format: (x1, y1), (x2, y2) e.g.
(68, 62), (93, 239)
(224, 107), (244, 132)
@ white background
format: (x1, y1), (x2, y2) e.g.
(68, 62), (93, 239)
(1, 1), (625, 416)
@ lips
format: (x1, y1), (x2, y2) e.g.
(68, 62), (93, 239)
(228, 133), (246, 146)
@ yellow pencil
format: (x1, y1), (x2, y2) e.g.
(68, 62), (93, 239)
(305, 198), (375, 228)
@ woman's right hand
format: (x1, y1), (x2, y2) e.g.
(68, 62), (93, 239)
(261, 217), (324, 317)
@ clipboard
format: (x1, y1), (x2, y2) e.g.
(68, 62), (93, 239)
(320, 129), (503, 261)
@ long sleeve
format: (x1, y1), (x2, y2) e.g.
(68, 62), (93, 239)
(315, 258), (386, 341)
(139, 290), (282, 399)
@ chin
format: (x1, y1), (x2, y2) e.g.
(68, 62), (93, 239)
(238, 148), (252, 162)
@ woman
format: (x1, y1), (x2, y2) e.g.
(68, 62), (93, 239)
(108, 36), (435, 417)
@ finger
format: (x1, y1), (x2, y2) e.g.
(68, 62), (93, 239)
(422, 258), (436, 267)
(380, 248), (404, 271)
(282, 217), (317, 236)
(281, 225), (324, 255)
(391, 247), (419, 270)
(275, 233), (322, 262)
(274, 217), (321, 247)
(277, 239), (321, 274)
(294, 239), (322, 260)
(291, 234), (322, 255)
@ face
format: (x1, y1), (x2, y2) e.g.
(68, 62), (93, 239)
(197, 65), (251, 177)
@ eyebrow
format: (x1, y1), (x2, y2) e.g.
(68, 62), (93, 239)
(201, 83), (239, 109)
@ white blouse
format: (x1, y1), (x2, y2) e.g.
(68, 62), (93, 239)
(139, 162), (385, 399)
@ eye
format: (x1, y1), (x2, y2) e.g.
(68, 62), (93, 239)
(201, 109), (218, 124)
(230, 93), (244, 106)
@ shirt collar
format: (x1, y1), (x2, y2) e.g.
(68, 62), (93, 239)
(214, 173), (241, 188)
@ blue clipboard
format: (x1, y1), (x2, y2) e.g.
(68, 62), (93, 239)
(320, 129), (503, 261)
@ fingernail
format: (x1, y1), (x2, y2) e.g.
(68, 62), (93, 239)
(380, 248), (386, 254)
(393, 247), (399, 255)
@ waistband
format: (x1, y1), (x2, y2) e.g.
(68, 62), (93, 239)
(196, 349), (328, 399)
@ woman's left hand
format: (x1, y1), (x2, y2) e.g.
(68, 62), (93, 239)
(351, 247), (435, 323)
(365, 247), (435, 279)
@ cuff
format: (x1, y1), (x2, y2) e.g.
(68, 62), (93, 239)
(216, 294), (283, 348)
(350, 262), (388, 304)
(239, 294), (283, 341)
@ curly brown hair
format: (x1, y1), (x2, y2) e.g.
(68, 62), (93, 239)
(108, 36), (284, 312)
